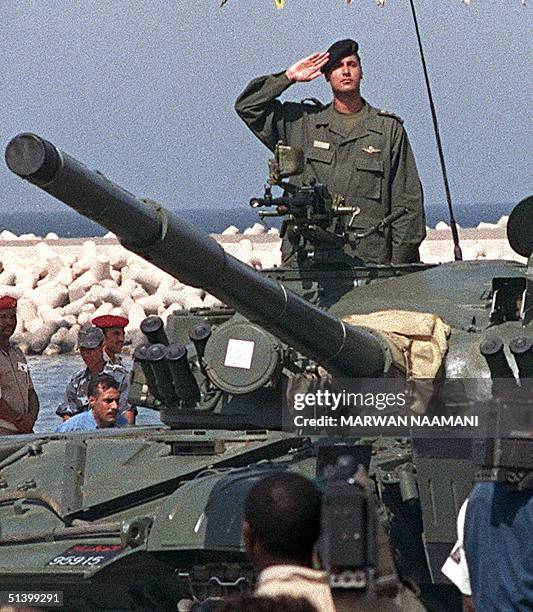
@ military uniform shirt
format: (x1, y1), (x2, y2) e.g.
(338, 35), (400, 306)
(0, 345), (34, 433)
(56, 362), (131, 418)
(235, 72), (426, 264)
(104, 352), (123, 366)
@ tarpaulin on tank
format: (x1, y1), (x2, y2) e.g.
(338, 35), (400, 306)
(342, 310), (450, 379)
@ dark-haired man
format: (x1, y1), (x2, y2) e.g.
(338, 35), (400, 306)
(235, 39), (425, 264)
(56, 374), (128, 432)
(243, 471), (335, 612)
(0, 296), (39, 435)
(92, 314), (137, 424)
(92, 314), (128, 365)
(56, 326), (135, 423)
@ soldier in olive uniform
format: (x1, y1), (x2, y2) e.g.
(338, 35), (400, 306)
(235, 39), (426, 264)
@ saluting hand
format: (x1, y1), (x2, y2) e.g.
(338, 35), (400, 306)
(285, 51), (330, 83)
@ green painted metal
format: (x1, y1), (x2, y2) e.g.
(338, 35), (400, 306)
(2, 134), (531, 611)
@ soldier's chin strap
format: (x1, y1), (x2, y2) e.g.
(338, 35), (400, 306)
(408, 0), (463, 261)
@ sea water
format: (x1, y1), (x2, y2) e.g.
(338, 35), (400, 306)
(1, 203), (512, 239)
(2, 209), (283, 238)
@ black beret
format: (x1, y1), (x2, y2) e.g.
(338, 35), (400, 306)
(321, 39), (360, 74)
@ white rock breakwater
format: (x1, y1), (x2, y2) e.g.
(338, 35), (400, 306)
(0, 224), (280, 356)
(0, 218), (523, 356)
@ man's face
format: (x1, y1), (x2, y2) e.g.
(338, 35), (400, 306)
(0, 308), (17, 343)
(79, 345), (104, 371)
(89, 385), (120, 428)
(326, 54), (362, 97)
(103, 327), (125, 355)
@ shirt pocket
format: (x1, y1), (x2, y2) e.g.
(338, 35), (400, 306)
(355, 154), (383, 200)
(306, 147), (334, 165)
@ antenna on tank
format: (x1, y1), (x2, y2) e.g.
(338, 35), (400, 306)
(408, 0), (463, 261)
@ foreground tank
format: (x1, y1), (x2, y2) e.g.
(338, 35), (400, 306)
(2, 133), (532, 611)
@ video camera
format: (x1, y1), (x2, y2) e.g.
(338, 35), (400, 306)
(318, 448), (399, 601)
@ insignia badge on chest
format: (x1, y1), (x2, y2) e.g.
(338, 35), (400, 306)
(17, 362), (28, 373)
(313, 140), (330, 150)
(362, 146), (381, 155)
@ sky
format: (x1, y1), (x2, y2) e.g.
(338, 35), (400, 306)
(1, 0), (531, 226)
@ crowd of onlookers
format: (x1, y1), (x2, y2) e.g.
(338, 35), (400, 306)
(0, 294), (135, 434)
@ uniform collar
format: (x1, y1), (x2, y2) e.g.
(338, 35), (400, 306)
(314, 101), (384, 142)
(104, 352), (123, 365)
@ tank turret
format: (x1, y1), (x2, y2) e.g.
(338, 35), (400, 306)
(4, 133), (532, 611)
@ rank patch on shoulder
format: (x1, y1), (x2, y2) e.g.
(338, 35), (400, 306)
(313, 140), (330, 150)
(378, 109), (404, 124)
(362, 146), (381, 155)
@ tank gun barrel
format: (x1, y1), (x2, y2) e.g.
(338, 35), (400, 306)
(5, 133), (390, 378)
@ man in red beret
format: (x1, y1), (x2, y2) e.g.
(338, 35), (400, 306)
(91, 314), (136, 424)
(91, 315), (129, 365)
(0, 296), (40, 435)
